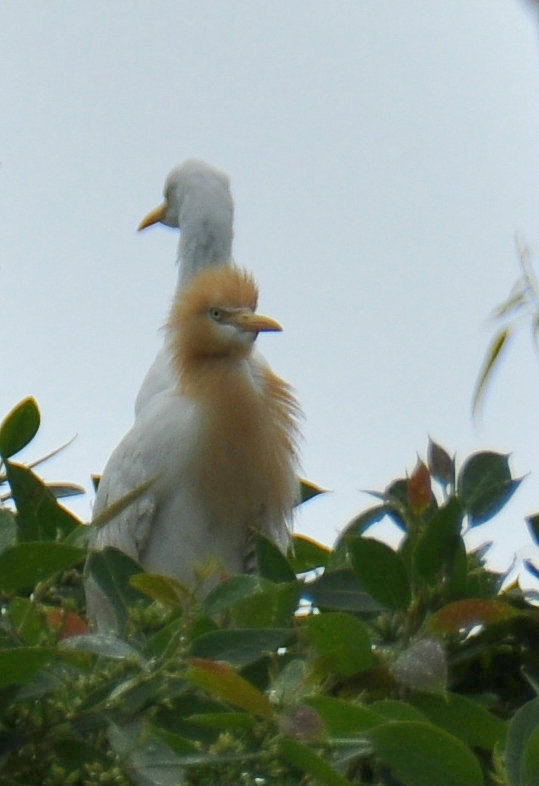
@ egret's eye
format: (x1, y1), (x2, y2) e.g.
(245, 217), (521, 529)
(209, 307), (223, 322)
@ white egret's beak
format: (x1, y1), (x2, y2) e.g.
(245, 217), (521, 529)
(137, 202), (168, 231)
(231, 311), (282, 333)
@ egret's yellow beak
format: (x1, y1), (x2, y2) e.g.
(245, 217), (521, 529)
(231, 311), (282, 333)
(137, 202), (168, 231)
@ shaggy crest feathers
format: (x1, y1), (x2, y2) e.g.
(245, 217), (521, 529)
(173, 265), (258, 320)
(167, 265), (259, 370)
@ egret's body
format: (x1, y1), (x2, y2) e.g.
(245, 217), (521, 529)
(86, 267), (300, 628)
(135, 159), (234, 415)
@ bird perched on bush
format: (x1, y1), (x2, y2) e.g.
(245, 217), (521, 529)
(135, 159), (234, 415)
(85, 265), (301, 628)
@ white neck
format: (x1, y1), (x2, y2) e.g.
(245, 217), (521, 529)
(176, 183), (234, 290)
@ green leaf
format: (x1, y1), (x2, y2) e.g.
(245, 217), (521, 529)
(472, 328), (511, 419)
(105, 674), (165, 716)
(0, 647), (54, 686)
(526, 514), (539, 546)
(298, 478), (327, 505)
(524, 561), (539, 584)
(278, 737), (351, 786)
(256, 532), (297, 583)
(305, 695), (383, 736)
(144, 615), (184, 659)
(85, 548), (147, 632)
(108, 720), (185, 786)
(371, 699), (429, 724)
(46, 482), (85, 500)
(382, 478), (410, 530)
(523, 724), (539, 786)
(289, 534), (330, 572)
(505, 697), (539, 786)
(53, 737), (106, 773)
(305, 568), (384, 613)
(304, 611), (375, 676)
(231, 580), (299, 629)
(186, 711), (255, 731)
(186, 658), (273, 718)
(0, 397), (40, 459)
(8, 597), (49, 645)
(332, 505), (392, 557)
(90, 477), (154, 529)
(5, 462), (80, 540)
(457, 451), (521, 525)
(0, 542), (84, 592)
(190, 627), (294, 667)
(0, 508), (17, 553)
(271, 659), (309, 704)
(414, 498), (464, 584)
(60, 633), (145, 663)
(205, 574), (301, 627)
(204, 574), (265, 615)
(348, 536), (411, 611)
(130, 572), (188, 608)
(153, 730), (200, 757)
(368, 721), (484, 786)
(412, 691), (507, 750)
(427, 438), (455, 486)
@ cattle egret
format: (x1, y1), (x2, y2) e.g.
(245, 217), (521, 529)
(86, 265), (301, 629)
(135, 159), (234, 415)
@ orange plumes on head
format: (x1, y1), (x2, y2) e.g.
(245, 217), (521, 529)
(176, 265), (259, 318)
(167, 265), (260, 371)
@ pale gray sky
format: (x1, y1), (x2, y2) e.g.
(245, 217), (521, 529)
(2, 1), (539, 581)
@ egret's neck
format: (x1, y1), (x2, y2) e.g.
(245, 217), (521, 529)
(176, 193), (234, 291)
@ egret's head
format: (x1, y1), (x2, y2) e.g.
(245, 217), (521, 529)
(138, 159), (232, 231)
(168, 266), (282, 364)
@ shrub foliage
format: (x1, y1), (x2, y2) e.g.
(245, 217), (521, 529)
(0, 397), (538, 785)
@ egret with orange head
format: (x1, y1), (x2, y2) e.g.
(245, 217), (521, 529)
(85, 264), (301, 629)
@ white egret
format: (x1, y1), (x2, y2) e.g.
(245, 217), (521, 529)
(86, 266), (301, 629)
(135, 159), (235, 415)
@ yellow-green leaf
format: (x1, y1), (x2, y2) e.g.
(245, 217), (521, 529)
(472, 328), (511, 419)
(186, 658), (273, 719)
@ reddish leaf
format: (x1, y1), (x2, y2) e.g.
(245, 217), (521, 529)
(46, 608), (88, 639)
(60, 611), (89, 639)
(408, 461), (434, 514)
(428, 599), (521, 634)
